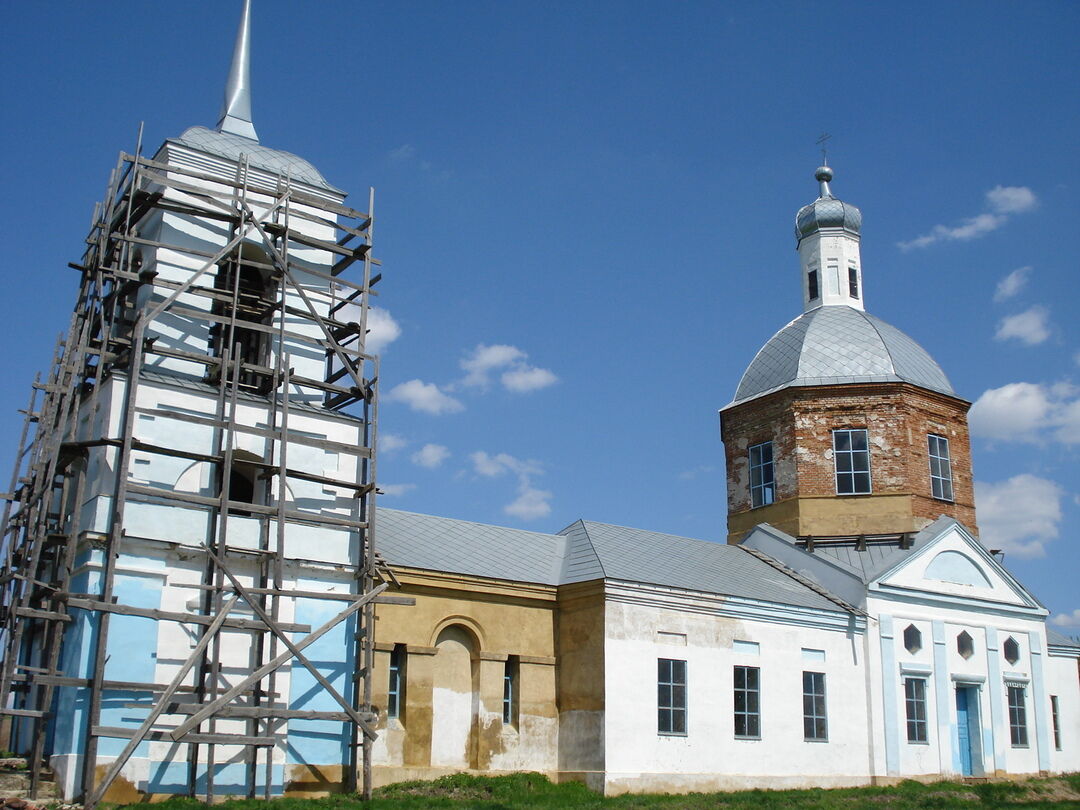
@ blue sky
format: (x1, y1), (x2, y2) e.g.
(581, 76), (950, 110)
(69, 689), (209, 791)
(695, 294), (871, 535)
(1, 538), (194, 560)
(2, 2), (1078, 628)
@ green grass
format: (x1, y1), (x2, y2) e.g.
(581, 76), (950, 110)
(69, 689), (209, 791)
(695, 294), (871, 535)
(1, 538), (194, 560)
(105, 772), (1080, 810)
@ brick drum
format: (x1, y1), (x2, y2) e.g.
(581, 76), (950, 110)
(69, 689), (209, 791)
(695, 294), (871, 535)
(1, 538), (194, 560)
(720, 382), (977, 543)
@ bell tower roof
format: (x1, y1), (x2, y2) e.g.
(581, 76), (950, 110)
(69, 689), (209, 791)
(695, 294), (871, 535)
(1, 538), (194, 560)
(795, 165), (862, 246)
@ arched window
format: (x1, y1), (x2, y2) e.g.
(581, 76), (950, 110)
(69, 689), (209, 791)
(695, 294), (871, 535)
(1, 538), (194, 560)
(210, 243), (278, 389)
(217, 449), (263, 517)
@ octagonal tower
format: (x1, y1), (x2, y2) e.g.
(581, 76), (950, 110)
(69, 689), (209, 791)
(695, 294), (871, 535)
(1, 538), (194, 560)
(720, 166), (977, 543)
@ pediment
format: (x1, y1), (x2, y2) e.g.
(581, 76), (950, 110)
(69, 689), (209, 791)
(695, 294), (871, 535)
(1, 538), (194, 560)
(870, 522), (1043, 611)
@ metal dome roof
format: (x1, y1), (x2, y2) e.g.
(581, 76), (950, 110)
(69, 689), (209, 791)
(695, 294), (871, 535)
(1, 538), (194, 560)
(172, 126), (341, 193)
(729, 306), (955, 407)
(795, 166), (862, 245)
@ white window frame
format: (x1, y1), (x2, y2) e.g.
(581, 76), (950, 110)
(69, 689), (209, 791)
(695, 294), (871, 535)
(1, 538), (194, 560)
(904, 677), (929, 743)
(928, 434), (954, 502)
(1007, 684), (1028, 747)
(748, 441), (775, 508)
(802, 671), (828, 741)
(734, 665), (761, 739)
(833, 429), (871, 495)
(658, 658), (687, 736)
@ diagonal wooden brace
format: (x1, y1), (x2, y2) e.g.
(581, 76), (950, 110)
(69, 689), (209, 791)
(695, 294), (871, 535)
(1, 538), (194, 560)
(84, 595), (240, 810)
(202, 548), (377, 739)
(170, 580), (385, 741)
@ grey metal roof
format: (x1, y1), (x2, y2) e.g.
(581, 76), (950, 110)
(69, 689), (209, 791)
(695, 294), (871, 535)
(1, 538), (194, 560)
(559, 520), (843, 612)
(375, 509), (845, 613)
(796, 196), (862, 243)
(729, 305), (955, 407)
(171, 126), (340, 192)
(1047, 627), (1080, 651)
(376, 508), (566, 586)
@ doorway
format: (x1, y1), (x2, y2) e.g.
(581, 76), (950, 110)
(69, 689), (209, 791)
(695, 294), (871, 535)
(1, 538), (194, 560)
(955, 686), (983, 776)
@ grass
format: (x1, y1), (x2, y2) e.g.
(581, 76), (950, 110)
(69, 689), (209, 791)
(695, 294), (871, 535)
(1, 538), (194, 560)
(102, 772), (1080, 810)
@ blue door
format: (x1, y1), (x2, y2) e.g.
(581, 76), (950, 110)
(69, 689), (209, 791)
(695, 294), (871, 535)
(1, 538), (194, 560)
(956, 688), (973, 776)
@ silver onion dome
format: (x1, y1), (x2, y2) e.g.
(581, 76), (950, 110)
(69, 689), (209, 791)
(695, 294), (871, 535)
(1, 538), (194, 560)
(795, 166), (862, 245)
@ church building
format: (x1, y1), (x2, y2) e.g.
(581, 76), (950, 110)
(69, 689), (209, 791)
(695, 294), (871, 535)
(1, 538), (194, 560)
(1, 3), (1077, 803)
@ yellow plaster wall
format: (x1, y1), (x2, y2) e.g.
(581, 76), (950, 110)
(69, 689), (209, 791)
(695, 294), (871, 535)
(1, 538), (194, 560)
(370, 567), (559, 785)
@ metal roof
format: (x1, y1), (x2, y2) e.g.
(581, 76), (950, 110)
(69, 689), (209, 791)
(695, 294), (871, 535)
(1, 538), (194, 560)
(171, 126), (340, 193)
(377, 508), (566, 586)
(729, 305), (955, 407)
(374, 509), (846, 613)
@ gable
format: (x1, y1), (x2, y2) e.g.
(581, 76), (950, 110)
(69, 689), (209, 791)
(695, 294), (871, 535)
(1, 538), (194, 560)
(870, 521), (1044, 613)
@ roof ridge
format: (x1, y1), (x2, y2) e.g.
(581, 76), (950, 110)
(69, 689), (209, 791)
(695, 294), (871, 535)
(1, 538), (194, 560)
(738, 545), (867, 617)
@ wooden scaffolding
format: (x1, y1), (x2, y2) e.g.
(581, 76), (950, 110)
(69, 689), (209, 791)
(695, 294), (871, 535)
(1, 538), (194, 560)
(0, 134), (404, 804)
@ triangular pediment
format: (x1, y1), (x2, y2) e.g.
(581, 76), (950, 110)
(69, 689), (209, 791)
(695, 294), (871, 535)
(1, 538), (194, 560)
(869, 519), (1044, 613)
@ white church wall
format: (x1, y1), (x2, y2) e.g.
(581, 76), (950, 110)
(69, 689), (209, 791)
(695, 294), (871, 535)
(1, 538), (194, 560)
(1044, 651), (1080, 772)
(867, 593), (1052, 780)
(600, 583), (869, 793)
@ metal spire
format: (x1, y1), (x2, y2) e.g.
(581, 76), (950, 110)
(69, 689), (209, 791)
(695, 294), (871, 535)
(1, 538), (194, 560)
(216, 0), (258, 142)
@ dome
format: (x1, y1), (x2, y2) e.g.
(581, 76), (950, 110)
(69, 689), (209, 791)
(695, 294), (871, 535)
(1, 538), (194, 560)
(795, 166), (861, 244)
(171, 126), (341, 193)
(730, 306), (955, 406)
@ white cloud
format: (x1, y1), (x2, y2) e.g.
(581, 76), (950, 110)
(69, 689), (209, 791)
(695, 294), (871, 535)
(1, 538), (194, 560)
(986, 185), (1038, 215)
(505, 486), (553, 520)
(975, 474), (1064, 558)
(460, 343), (557, 393)
(461, 344), (526, 388)
(469, 451), (551, 521)
(379, 483), (416, 496)
(386, 379), (464, 415)
(380, 433), (407, 452)
(995, 305), (1051, 346)
(1051, 609), (1080, 630)
(365, 307), (402, 355)
(969, 381), (1080, 444)
(501, 366), (558, 393)
(388, 144), (415, 162)
(993, 266), (1032, 302)
(898, 186), (1037, 250)
(411, 443), (450, 468)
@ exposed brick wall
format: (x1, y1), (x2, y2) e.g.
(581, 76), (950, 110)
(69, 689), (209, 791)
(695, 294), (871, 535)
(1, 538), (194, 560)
(720, 383), (977, 539)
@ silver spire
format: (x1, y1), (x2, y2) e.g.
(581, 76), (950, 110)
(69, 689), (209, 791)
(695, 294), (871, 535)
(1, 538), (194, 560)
(216, 0), (258, 142)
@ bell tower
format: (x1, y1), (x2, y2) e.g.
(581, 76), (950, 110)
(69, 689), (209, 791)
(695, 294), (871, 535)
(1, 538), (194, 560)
(720, 166), (977, 544)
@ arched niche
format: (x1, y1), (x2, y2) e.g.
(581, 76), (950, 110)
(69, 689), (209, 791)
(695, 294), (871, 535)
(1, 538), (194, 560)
(430, 623), (479, 768)
(924, 550), (991, 588)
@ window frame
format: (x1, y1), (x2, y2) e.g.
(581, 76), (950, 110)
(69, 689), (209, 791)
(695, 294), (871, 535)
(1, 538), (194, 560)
(848, 265), (859, 299)
(1050, 694), (1062, 750)
(927, 434), (954, 502)
(748, 441), (775, 509)
(833, 428), (871, 495)
(502, 656), (519, 727)
(657, 658), (687, 736)
(387, 644), (405, 721)
(808, 269), (819, 301)
(802, 670), (828, 741)
(1007, 684), (1028, 747)
(733, 665), (761, 739)
(904, 677), (929, 743)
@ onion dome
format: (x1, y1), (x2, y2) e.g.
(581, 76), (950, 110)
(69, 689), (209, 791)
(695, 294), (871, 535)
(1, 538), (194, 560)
(795, 166), (862, 246)
(730, 306), (954, 406)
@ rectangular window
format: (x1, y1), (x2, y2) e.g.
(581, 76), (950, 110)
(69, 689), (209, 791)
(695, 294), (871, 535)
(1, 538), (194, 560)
(387, 644), (405, 720)
(904, 677), (928, 743)
(1008, 685), (1028, 746)
(502, 656), (518, 726)
(1050, 695), (1061, 750)
(848, 266), (859, 298)
(749, 441), (775, 508)
(808, 269), (819, 301)
(734, 665), (761, 738)
(802, 671), (828, 741)
(658, 658), (687, 735)
(927, 434), (954, 501)
(833, 429), (871, 495)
